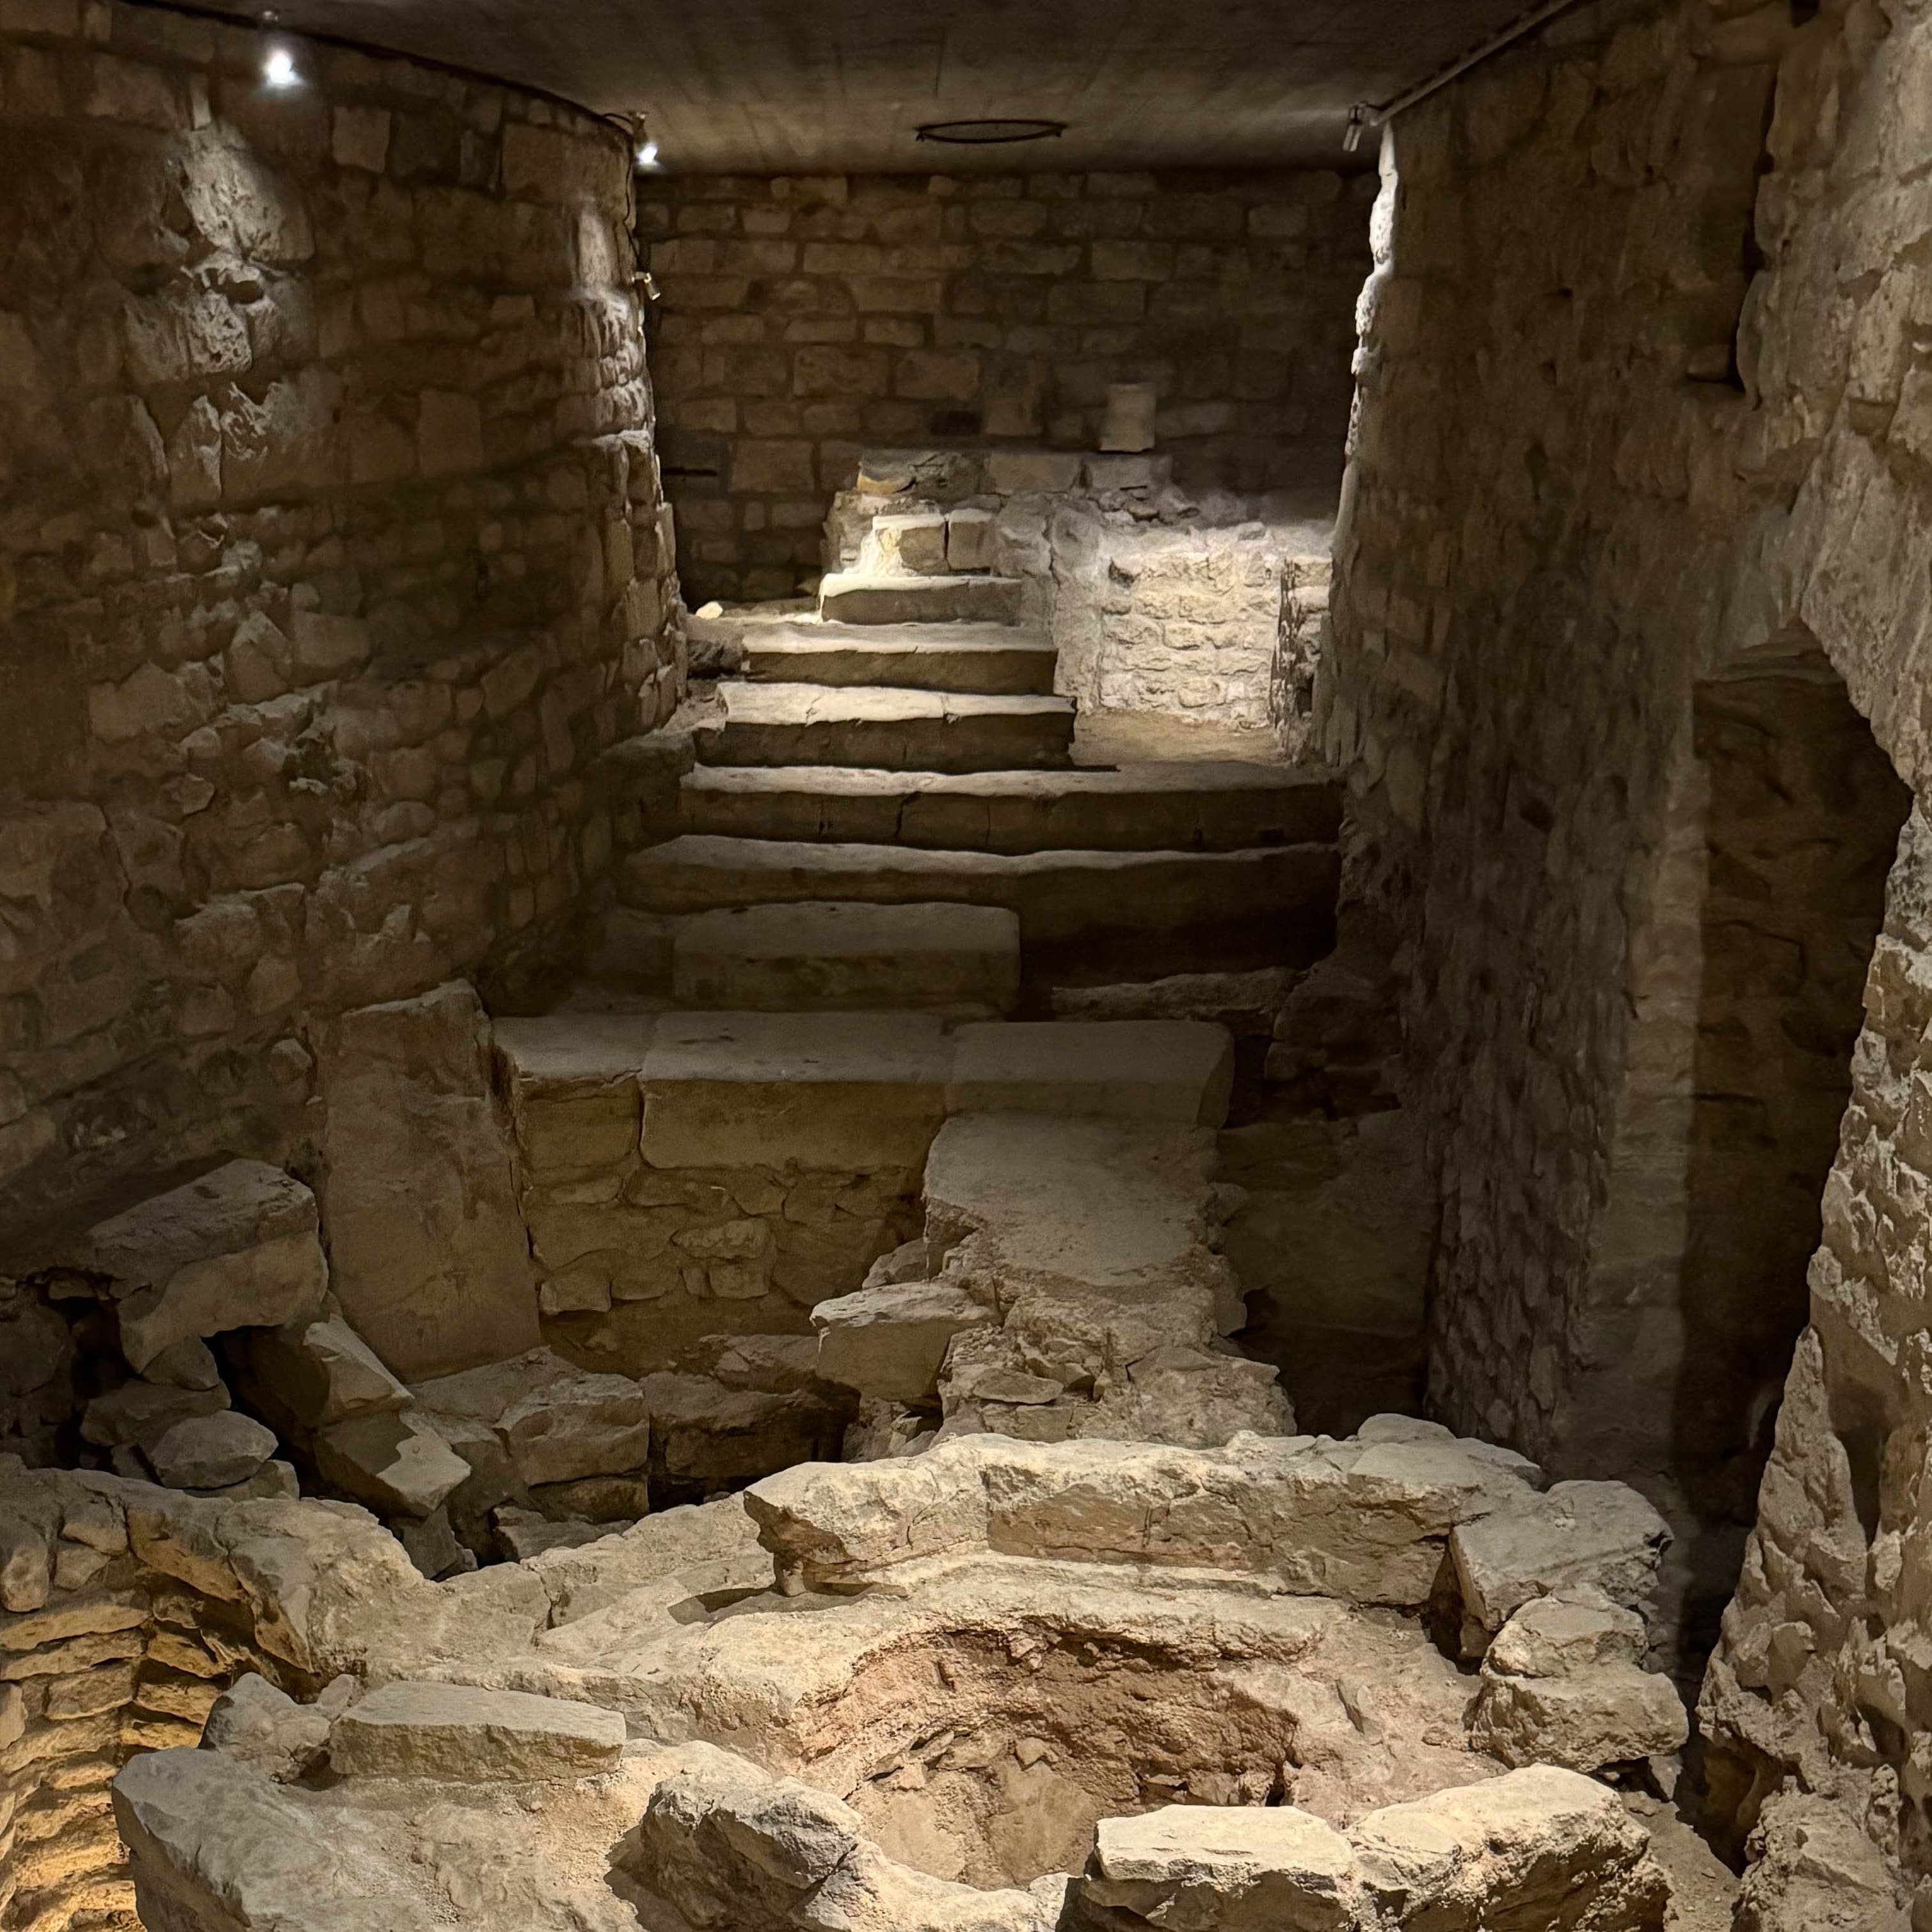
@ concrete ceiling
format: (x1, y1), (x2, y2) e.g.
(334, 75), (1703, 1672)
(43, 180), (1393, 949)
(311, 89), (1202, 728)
(212, 0), (1530, 171)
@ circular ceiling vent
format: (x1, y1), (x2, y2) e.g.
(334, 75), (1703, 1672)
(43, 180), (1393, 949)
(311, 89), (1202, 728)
(914, 118), (1068, 145)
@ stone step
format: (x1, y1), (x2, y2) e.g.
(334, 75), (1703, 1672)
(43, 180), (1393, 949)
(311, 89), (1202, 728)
(678, 763), (1340, 854)
(818, 573), (1025, 626)
(693, 684), (1074, 774)
(740, 621), (1057, 696)
(619, 834), (1337, 971)
(492, 1014), (1239, 1183)
(669, 901), (1021, 1016)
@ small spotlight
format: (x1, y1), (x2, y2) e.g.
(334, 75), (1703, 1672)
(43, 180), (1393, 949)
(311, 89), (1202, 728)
(263, 44), (299, 88)
(634, 138), (660, 170)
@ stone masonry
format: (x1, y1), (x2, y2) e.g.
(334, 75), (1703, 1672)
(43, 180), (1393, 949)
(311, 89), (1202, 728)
(0, 0), (683, 1246)
(1324, 0), (1932, 1908)
(643, 169), (1372, 601)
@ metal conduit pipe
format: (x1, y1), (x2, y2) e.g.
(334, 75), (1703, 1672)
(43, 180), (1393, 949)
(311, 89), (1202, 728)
(1343, 0), (1597, 147)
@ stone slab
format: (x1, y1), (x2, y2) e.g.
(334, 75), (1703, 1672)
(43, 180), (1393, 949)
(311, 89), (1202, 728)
(818, 571), (1024, 625)
(696, 682), (1074, 774)
(947, 1020), (1235, 1125)
(675, 762), (1340, 854)
(638, 1012), (950, 1170)
(622, 836), (1337, 962)
(671, 900), (1021, 1014)
(741, 626), (1058, 696)
(317, 983), (539, 1380)
(327, 1680), (625, 1782)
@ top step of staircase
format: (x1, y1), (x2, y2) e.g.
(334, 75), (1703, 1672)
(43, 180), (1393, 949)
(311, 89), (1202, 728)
(740, 620), (1057, 696)
(818, 573), (1025, 627)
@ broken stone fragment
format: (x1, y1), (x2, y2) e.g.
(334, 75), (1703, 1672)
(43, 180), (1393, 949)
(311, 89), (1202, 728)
(81, 1377), (230, 1449)
(493, 1506), (614, 1561)
(1448, 1479), (1672, 1654)
(146, 1410), (278, 1490)
(75, 1159), (329, 1375)
(327, 1679), (626, 1782)
(812, 1277), (995, 1403)
(1471, 1588), (1688, 1773)
(639, 1370), (839, 1487)
(413, 1347), (653, 1490)
(193, 1458), (299, 1503)
(235, 1316), (412, 1430)
(142, 1336), (224, 1391)
(314, 1407), (470, 1519)
(200, 1672), (333, 1782)
(394, 1505), (476, 1581)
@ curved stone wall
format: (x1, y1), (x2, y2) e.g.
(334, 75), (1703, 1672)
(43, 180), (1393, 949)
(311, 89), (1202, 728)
(0, 0), (683, 1241)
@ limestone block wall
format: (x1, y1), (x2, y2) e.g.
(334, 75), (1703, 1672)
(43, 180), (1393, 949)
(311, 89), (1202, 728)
(0, 0), (683, 1246)
(1323, 0), (1932, 1897)
(643, 169), (1373, 602)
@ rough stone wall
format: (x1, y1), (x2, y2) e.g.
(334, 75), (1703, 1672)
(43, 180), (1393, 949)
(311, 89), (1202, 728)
(1323, 0), (1932, 1896)
(643, 169), (1372, 602)
(0, 0), (683, 1247)
(0, 1464), (298, 1931)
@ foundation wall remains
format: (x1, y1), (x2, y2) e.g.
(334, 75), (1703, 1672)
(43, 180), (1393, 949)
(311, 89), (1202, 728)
(643, 168), (1372, 602)
(1325, 0), (1932, 1906)
(0, 0), (683, 1246)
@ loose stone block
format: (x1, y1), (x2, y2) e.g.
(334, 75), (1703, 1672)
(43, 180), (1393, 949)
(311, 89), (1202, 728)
(77, 1162), (328, 1375)
(811, 1279), (996, 1403)
(145, 1412), (277, 1492)
(318, 984), (539, 1380)
(328, 1681), (625, 1782)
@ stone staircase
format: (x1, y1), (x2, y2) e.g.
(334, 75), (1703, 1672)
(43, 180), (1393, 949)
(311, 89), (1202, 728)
(481, 523), (1353, 1471)
(605, 533), (1341, 1015)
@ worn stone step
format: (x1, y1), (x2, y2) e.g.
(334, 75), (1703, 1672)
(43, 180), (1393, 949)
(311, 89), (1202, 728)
(740, 621), (1057, 696)
(678, 763), (1340, 854)
(693, 683), (1074, 774)
(493, 1014), (1239, 1184)
(818, 573), (1025, 626)
(619, 834), (1337, 966)
(670, 901), (1021, 1016)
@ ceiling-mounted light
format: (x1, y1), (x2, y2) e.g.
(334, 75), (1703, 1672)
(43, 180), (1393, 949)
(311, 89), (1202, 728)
(262, 44), (299, 87)
(915, 118), (1066, 146)
(630, 111), (661, 170)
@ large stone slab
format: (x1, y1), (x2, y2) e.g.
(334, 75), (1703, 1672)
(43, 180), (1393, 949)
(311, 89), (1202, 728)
(327, 1680), (626, 1782)
(235, 1317), (412, 1432)
(622, 834), (1337, 968)
(740, 622), (1058, 696)
(818, 571), (1025, 625)
(671, 900), (1021, 1015)
(317, 982), (539, 1379)
(675, 762), (1341, 856)
(77, 1161), (328, 1375)
(696, 681), (1074, 774)
(947, 1021), (1235, 1124)
(744, 1427), (1545, 1604)
(638, 1011), (950, 1170)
